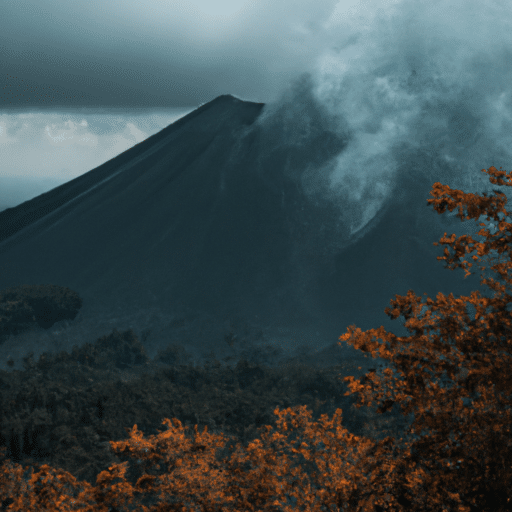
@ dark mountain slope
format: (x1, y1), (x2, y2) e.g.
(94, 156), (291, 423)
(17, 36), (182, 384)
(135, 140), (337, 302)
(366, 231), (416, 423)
(0, 93), (489, 369)
(0, 95), (265, 245)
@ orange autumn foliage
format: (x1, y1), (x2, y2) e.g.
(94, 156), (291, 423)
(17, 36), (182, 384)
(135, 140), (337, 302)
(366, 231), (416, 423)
(0, 165), (511, 511)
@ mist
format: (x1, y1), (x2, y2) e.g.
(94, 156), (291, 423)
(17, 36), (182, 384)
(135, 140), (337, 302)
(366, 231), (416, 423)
(250, 0), (512, 236)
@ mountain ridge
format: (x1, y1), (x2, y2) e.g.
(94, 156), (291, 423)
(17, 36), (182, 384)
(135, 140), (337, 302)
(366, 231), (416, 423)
(0, 93), (488, 369)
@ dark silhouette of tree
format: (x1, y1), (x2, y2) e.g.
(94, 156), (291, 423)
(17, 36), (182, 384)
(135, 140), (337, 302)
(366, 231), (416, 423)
(0, 166), (510, 511)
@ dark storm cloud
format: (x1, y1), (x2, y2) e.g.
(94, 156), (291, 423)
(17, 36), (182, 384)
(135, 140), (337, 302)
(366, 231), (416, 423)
(0, 0), (341, 109)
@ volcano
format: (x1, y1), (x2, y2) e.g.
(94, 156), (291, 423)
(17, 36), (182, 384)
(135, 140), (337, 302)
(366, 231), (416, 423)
(0, 94), (490, 370)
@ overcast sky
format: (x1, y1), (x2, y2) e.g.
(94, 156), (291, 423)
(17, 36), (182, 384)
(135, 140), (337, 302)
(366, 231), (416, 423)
(1, 0), (512, 216)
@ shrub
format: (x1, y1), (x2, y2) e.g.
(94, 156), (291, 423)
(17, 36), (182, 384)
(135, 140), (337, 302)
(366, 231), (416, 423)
(0, 284), (82, 343)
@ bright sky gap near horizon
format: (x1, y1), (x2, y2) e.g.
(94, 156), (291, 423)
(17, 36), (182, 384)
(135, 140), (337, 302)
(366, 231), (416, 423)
(1, 0), (512, 242)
